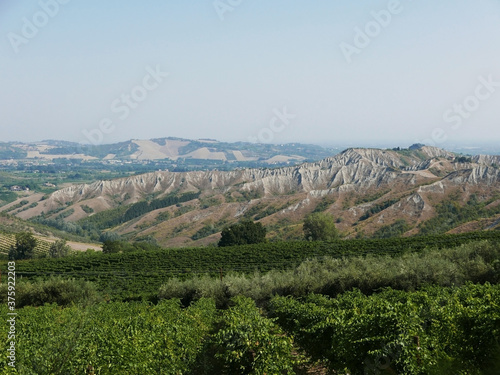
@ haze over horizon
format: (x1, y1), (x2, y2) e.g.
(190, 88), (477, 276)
(2, 0), (500, 149)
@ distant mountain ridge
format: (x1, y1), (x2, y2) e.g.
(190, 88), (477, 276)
(2, 145), (500, 247)
(0, 137), (336, 165)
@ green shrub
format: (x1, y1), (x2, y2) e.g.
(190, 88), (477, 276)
(48, 239), (71, 258)
(81, 204), (94, 214)
(8, 232), (37, 260)
(219, 220), (266, 247)
(159, 276), (229, 308)
(157, 240), (500, 304)
(269, 283), (500, 374)
(0, 277), (101, 307)
(0, 298), (217, 374)
(373, 219), (410, 238)
(303, 212), (339, 241)
(201, 296), (295, 374)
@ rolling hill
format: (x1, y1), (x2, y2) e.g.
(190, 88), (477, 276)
(0, 138), (335, 165)
(3, 145), (500, 247)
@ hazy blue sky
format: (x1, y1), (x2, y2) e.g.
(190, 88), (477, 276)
(1, 0), (500, 148)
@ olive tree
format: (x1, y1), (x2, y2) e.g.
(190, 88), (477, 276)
(9, 232), (37, 260)
(218, 220), (266, 247)
(303, 212), (339, 241)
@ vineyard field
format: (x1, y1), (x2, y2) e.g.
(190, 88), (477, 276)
(1, 284), (498, 374)
(0, 298), (217, 374)
(2, 231), (500, 300)
(269, 283), (500, 374)
(0, 233), (52, 258)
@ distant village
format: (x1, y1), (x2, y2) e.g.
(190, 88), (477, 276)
(10, 182), (55, 192)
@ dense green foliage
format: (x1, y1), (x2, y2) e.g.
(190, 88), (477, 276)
(455, 156), (472, 163)
(0, 143), (27, 159)
(158, 240), (500, 305)
(0, 298), (217, 374)
(373, 219), (410, 238)
(80, 204), (94, 214)
(1, 283), (498, 374)
(1, 229), (500, 373)
(29, 214), (95, 239)
(0, 211), (99, 246)
(0, 277), (100, 308)
(197, 296), (295, 374)
(359, 198), (400, 221)
(303, 212), (339, 241)
(0, 190), (18, 204)
(8, 232), (37, 260)
(218, 220), (267, 247)
(419, 194), (500, 235)
(78, 205), (128, 232)
(101, 240), (161, 254)
(29, 192), (201, 241)
(77, 192), (200, 233)
(0, 296), (294, 374)
(191, 223), (221, 240)
(270, 283), (500, 374)
(123, 192), (200, 223)
(4, 231), (500, 301)
(102, 240), (122, 254)
(0, 233), (52, 260)
(48, 239), (71, 258)
(312, 196), (336, 213)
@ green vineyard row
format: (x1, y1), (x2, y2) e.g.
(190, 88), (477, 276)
(0, 298), (217, 374)
(2, 231), (500, 300)
(1, 284), (498, 374)
(269, 283), (500, 374)
(0, 233), (52, 256)
(0, 296), (296, 375)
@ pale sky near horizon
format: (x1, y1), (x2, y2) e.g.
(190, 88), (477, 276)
(1, 0), (500, 148)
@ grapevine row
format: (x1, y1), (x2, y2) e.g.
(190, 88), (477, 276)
(2, 231), (500, 300)
(0, 233), (52, 256)
(269, 283), (500, 374)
